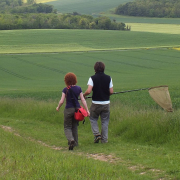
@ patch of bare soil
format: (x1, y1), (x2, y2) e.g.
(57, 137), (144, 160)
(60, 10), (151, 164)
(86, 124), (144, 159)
(83, 153), (120, 163)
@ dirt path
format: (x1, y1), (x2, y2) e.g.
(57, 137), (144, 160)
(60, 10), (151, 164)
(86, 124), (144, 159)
(1, 125), (118, 163)
(1, 125), (166, 179)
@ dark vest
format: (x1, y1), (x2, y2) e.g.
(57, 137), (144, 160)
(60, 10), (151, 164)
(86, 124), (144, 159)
(91, 72), (111, 101)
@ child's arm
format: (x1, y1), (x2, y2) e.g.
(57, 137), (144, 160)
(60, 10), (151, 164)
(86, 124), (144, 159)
(56, 92), (65, 111)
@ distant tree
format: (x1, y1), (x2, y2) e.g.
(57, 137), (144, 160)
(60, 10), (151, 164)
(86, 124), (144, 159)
(36, 3), (53, 13)
(89, 21), (96, 29)
(79, 18), (89, 29)
(27, 0), (36, 5)
(72, 12), (81, 15)
(96, 16), (111, 30)
(115, 0), (180, 18)
(0, 0), (24, 13)
(10, 3), (54, 13)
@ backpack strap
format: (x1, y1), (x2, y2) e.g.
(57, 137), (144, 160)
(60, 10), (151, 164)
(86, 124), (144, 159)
(68, 86), (78, 110)
(68, 86), (85, 124)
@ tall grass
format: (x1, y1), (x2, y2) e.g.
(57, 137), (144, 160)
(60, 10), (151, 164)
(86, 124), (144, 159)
(1, 97), (180, 179)
(0, 98), (60, 123)
(1, 97), (180, 148)
(111, 102), (180, 146)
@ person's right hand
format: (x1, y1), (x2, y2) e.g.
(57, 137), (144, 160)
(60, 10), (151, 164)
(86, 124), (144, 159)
(87, 111), (90, 117)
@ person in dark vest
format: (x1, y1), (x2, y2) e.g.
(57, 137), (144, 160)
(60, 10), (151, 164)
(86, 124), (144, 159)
(83, 62), (113, 143)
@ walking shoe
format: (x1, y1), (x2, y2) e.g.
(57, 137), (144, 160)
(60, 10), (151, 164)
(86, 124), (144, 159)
(94, 135), (101, 143)
(69, 140), (75, 150)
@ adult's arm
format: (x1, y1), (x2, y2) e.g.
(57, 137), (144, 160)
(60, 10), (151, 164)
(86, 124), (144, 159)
(83, 85), (93, 97)
(109, 78), (113, 95)
(109, 87), (113, 95)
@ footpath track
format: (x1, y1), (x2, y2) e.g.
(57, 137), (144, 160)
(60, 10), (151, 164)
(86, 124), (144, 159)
(1, 124), (167, 179)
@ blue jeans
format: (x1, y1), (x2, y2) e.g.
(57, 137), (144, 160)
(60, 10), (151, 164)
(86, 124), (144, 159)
(89, 103), (110, 143)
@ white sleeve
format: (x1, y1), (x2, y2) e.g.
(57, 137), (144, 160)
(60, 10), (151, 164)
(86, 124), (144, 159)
(109, 78), (113, 88)
(87, 77), (93, 86)
(88, 77), (112, 87)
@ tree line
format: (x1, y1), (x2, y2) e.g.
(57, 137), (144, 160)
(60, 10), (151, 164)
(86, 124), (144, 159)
(0, 13), (128, 30)
(115, 0), (180, 18)
(0, 0), (55, 13)
(0, 0), (128, 30)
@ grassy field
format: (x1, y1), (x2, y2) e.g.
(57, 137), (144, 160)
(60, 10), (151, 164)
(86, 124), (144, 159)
(43, 0), (132, 15)
(1, 0), (180, 178)
(103, 13), (180, 24)
(37, 0), (180, 25)
(126, 23), (180, 34)
(0, 29), (180, 109)
(1, 28), (180, 179)
(0, 47), (180, 95)
(0, 29), (180, 54)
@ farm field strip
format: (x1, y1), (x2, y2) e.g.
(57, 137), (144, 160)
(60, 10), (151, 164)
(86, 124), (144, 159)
(128, 23), (180, 34)
(1, 48), (180, 97)
(104, 13), (180, 24)
(44, 0), (131, 15)
(0, 29), (180, 54)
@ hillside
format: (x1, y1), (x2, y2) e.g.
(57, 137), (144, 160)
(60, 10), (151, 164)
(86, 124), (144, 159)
(41, 0), (180, 24)
(1, 28), (180, 179)
(115, 0), (180, 18)
(44, 0), (133, 15)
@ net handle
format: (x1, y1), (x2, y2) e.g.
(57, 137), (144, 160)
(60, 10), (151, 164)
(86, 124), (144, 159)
(82, 85), (169, 99)
(84, 87), (149, 99)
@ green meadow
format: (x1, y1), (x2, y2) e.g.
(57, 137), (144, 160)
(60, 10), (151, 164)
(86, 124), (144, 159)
(0, 29), (180, 97)
(1, 0), (180, 177)
(44, 0), (132, 15)
(41, 0), (180, 25)
(1, 0), (180, 178)
(1, 28), (180, 179)
(0, 29), (180, 53)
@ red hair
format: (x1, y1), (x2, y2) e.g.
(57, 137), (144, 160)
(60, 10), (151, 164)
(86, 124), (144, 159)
(64, 72), (77, 86)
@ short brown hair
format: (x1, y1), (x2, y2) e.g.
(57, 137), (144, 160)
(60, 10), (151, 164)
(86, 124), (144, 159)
(64, 72), (77, 86)
(94, 62), (105, 73)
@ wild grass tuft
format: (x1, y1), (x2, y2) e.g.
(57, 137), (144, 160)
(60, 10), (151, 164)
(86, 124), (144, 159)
(0, 97), (62, 124)
(110, 101), (180, 147)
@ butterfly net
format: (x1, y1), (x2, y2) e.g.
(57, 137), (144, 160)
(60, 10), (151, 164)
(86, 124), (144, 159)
(148, 85), (173, 112)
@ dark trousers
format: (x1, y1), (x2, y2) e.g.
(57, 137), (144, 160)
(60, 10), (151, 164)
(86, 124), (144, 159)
(64, 108), (79, 146)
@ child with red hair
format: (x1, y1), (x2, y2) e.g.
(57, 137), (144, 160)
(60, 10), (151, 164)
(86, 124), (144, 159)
(56, 72), (90, 150)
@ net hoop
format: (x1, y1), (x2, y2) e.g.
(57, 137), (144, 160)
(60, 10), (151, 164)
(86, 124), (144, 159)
(148, 85), (173, 112)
